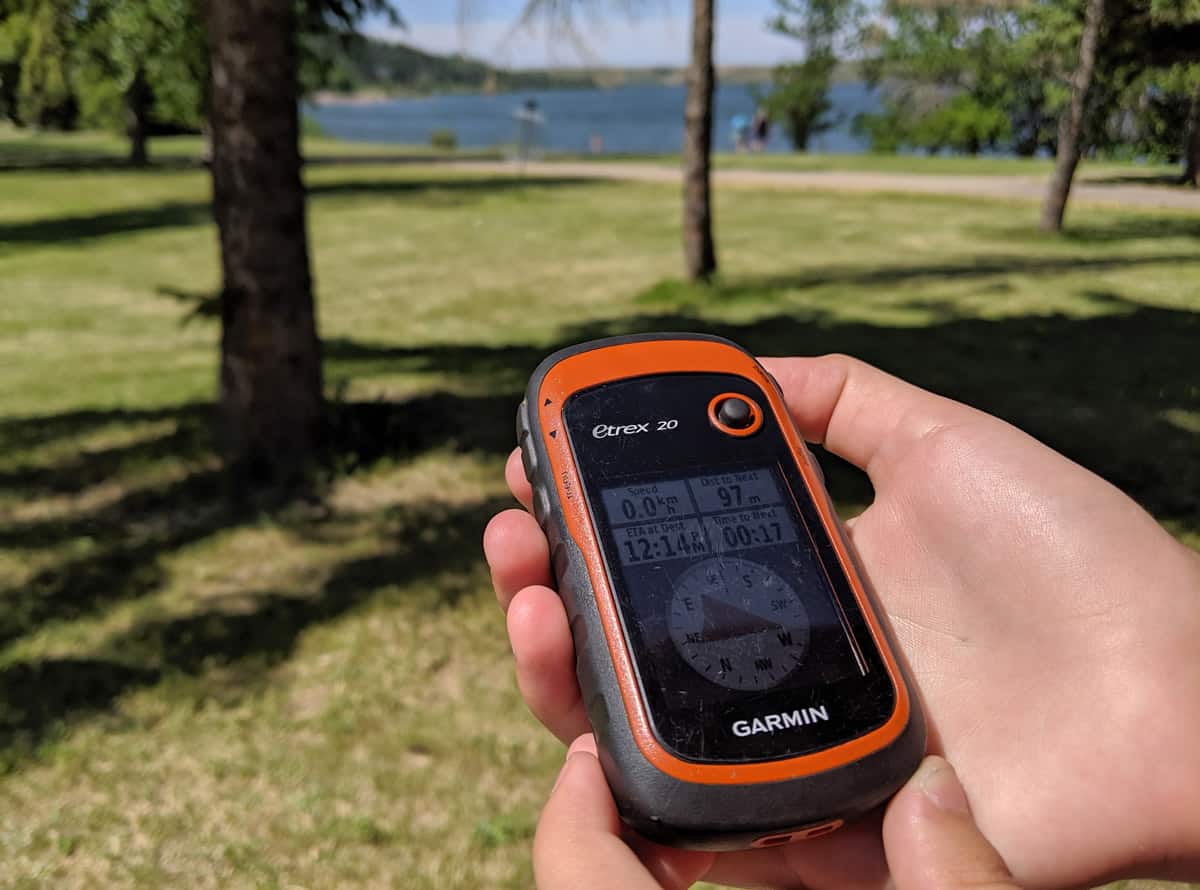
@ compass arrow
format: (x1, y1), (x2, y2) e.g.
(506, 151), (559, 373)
(699, 595), (782, 642)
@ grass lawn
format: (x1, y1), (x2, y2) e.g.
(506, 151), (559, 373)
(708, 151), (1180, 180)
(0, 144), (1197, 888)
(0, 124), (501, 169)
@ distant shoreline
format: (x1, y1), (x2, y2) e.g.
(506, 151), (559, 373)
(312, 90), (394, 107)
(309, 77), (769, 107)
(308, 63), (862, 108)
(306, 35), (864, 108)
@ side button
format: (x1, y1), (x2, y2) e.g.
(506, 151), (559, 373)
(568, 613), (587, 659)
(805, 445), (826, 486)
(516, 401), (531, 444)
(520, 444), (537, 484)
(550, 541), (570, 585)
(532, 487), (551, 527)
(584, 691), (610, 748)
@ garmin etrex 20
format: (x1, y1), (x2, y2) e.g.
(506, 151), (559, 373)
(516, 333), (924, 851)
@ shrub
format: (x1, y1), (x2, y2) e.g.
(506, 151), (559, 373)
(430, 128), (457, 151)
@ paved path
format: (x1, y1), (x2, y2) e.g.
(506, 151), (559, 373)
(449, 160), (1200, 211)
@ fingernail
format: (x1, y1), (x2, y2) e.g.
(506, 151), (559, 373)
(552, 734), (597, 793)
(551, 752), (575, 794)
(918, 756), (970, 814)
(567, 734), (598, 757)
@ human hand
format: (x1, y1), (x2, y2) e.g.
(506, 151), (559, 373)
(883, 756), (1023, 890)
(535, 739), (1023, 890)
(485, 354), (1200, 889)
(533, 734), (712, 890)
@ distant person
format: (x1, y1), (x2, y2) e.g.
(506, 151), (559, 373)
(513, 99), (546, 167)
(589, 134), (604, 156)
(731, 113), (751, 153)
(751, 107), (771, 152)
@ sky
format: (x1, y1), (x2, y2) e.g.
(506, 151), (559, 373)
(368, 1), (802, 69)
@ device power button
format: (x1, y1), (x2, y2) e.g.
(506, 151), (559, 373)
(708, 393), (763, 437)
(717, 397), (754, 428)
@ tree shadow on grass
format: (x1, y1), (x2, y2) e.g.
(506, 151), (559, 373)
(1083, 172), (1190, 187)
(157, 286), (221, 324)
(0, 404), (206, 466)
(306, 175), (601, 201)
(1058, 216), (1200, 243)
(0, 155), (203, 173)
(635, 254), (1200, 305)
(582, 301), (1200, 525)
(319, 292), (1200, 527)
(0, 390), (517, 652)
(0, 201), (214, 250)
(0, 383), (518, 758)
(0, 495), (509, 762)
(0, 175), (603, 250)
(0, 404), (214, 500)
(0, 468), (234, 646)
(2, 271), (1196, 768)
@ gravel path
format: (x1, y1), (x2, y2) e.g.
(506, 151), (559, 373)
(449, 160), (1200, 211)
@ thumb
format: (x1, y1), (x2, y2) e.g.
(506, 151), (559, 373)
(883, 756), (1023, 890)
(533, 735), (710, 890)
(761, 355), (972, 488)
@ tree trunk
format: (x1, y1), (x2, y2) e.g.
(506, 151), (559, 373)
(203, 0), (323, 487)
(126, 67), (151, 167)
(1040, 0), (1106, 232)
(1182, 85), (1200, 188)
(683, 0), (717, 281)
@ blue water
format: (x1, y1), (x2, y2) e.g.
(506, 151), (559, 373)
(306, 81), (881, 155)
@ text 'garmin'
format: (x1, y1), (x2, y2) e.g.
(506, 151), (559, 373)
(732, 706), (830, 737)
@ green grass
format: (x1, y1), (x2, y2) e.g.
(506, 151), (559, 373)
(0, 124), (501, 169)
(709, 150), (1066, 175)
(0, 145), (1197, 888)
(554, 147), (1176, 179)
(709, 150), (1179, 179)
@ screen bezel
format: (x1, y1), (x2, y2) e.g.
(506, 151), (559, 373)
(564, 372), (899, 764)
(532, 336), (912, 785)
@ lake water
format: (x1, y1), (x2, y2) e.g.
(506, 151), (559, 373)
(306, 82), (881, 155)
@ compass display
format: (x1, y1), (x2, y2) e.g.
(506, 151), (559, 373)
(668, 557), (810, 691)
(597, 465), (863, 701)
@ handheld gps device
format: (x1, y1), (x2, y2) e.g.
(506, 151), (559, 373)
(516, 334), (924, 851)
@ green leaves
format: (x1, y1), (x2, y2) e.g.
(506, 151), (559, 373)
(0, 1), (403, 139)
(764, 55), (839, 150)
(854, 7), (1041, 155)
(16, 0), (76, 128)
(72, 0), (207, 132)
(763, 0), (862, 150)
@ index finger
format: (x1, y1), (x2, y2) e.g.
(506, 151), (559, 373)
(506, 447), (534, 511)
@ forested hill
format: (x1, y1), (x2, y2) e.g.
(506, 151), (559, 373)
(314, 35), (771, 97)
(317, 36), (586, 94)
